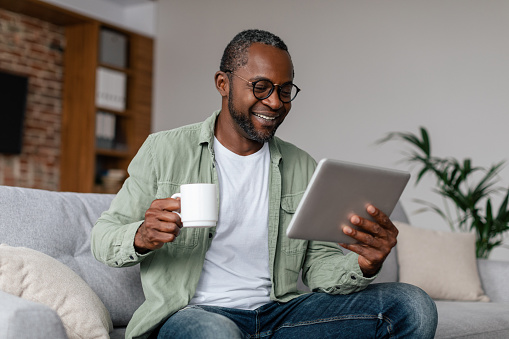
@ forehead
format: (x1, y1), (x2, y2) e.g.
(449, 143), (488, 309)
(241, 43), (293, 80)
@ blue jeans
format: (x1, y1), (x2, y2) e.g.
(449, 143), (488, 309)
(157, 283), (438, 338)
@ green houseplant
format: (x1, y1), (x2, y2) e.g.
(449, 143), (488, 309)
(379, 127), (509, 258)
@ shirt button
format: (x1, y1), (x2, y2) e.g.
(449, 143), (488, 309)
(129, 255), (134, 260)
(209, 233), (213, 239)
(351, 275), (356, 280)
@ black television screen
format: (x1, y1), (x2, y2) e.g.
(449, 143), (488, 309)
(0, 71), (28, 154)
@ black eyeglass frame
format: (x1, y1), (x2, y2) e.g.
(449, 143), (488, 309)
(225, 71), (301, 103)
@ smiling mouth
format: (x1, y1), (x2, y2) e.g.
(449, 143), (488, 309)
(253, 113), (279, 121)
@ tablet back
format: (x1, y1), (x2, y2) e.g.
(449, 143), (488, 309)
(286, 158), (410, 244)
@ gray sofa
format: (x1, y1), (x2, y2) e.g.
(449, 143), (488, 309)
(0, 185), (508, 338)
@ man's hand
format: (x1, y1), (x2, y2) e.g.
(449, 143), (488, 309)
(339, 205), (398, 278)
(134, 198), (183, 254)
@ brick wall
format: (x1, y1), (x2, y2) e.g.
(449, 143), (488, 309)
(0, 9), (64, 190)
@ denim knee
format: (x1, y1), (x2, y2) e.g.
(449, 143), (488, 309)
(157, 306), (244, 339)
(393, 283), (438, 338)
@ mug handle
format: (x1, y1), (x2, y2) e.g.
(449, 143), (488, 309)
(170, 193), (181, 217)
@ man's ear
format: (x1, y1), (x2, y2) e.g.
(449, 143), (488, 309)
(215, 71), (229, 97)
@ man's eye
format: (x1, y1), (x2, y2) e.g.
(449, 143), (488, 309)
(253, 81), (271, 93)
(280, 86), (293, 98)
(281, 90), (291, 97)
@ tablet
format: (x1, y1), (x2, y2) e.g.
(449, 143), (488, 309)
(286, 158), (410, 244)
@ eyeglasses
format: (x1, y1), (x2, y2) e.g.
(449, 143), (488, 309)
(227, 72), (301, 103)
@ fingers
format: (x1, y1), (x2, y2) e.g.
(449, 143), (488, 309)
(339, 205), (398, 276)
(151, 197), (181, 214)
(347, 206), (398, 242)
(342, 222), (381, 248)
(134, 198), (183, 252)
(366, 205), (398, 233)
(145, 205), (182, 226)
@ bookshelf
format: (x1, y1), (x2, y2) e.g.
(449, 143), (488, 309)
(59, 22), (153, 193)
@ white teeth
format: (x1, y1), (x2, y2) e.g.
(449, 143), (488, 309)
(254, 113), (277, 120)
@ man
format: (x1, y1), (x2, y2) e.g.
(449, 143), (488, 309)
(92, 29), (438, 339)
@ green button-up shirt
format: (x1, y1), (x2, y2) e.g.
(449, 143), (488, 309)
(91, 110), (376, 339)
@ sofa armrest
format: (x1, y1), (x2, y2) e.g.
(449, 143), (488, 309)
(0, 290), (67, 339)
(477, 259), (509, 303)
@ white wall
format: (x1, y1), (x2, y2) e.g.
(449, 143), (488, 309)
(154, 0), (509, 260)
(42, 0), (155, 37)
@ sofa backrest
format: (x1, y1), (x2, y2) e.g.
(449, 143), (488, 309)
(0, 185), (410, 323)
(0, 185), (145, 327)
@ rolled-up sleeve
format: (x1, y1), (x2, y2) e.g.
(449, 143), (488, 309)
(302, 241), (378, 295)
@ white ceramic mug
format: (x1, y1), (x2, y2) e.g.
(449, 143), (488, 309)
(170, 183), (218, 227)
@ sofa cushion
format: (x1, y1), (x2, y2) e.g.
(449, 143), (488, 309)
(0, 245), (112, 339)
(0, 185), (145, 326)
(477, 259), (509, 303)
(435, 301), (509, 339)
(395, 221), (489, 302)
(372, 248), (398, 283)
(110, 327), (127, 339)
(0, 290), (68, 339)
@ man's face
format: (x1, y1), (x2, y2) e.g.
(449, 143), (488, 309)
(227, 43), (294, 143)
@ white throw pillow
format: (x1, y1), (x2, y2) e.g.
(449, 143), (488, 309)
(0, 244), (113, 339)
(394, 222), (489, 302)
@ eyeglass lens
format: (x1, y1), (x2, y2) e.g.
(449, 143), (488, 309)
(253, 80), (299, 103)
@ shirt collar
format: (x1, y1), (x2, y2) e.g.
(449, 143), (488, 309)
(199, 110), (220, 146)
(199, 109), (282, 166)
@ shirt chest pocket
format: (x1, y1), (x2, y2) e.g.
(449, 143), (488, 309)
(155, 182), (180, 199)
(280, 192), (307, 255)
(167, 227), (200, 250)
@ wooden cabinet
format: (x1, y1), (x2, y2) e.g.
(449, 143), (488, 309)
(60, 22), (153, 192)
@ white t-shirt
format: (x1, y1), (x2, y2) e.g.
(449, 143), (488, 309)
(189, 137), (271, 310)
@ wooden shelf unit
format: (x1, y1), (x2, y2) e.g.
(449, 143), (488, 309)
(60, 22), (153, 193)
(0, 0), (153, 193)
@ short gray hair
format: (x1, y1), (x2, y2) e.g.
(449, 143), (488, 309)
(219, 29), (289, 73)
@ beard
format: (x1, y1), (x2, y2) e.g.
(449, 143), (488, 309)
(227, 88), (282, 144)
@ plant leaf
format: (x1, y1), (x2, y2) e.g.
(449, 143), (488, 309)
(377, 126), (509, 258)
(419, 127), (431, 156)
